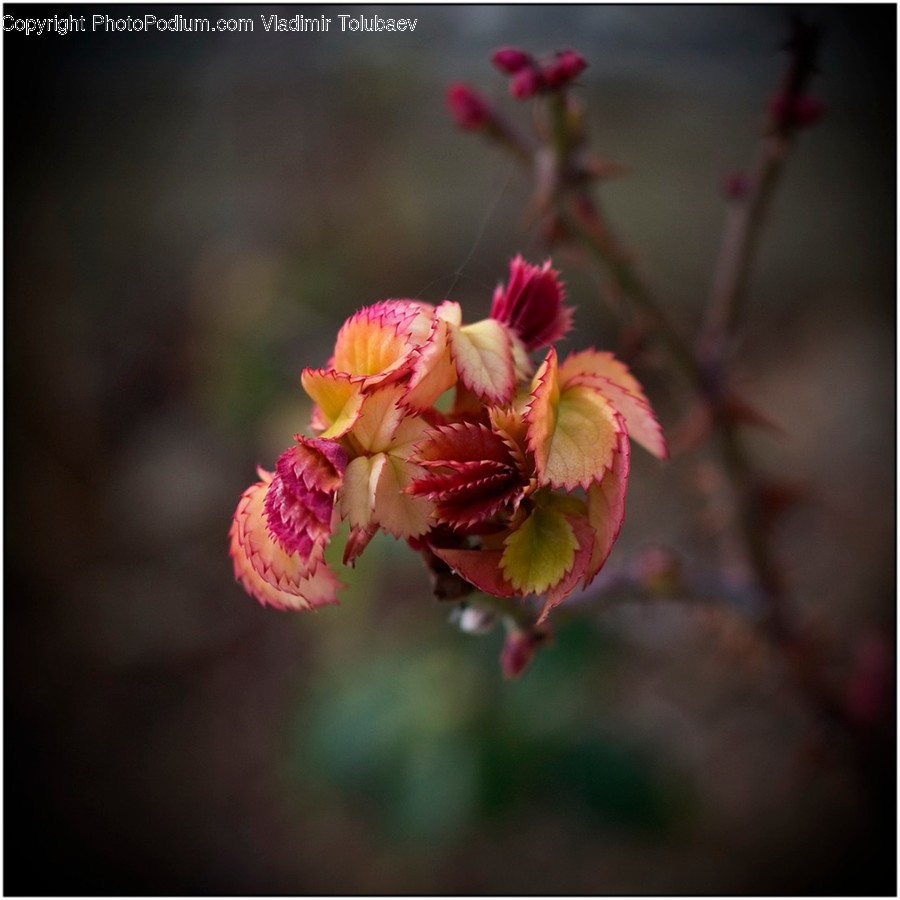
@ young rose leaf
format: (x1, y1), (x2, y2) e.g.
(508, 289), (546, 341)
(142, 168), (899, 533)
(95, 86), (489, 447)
(331, 301), (421, 383)
(415, 421), (515, 468)
(410, 421), (525, 527)
(264, 436), (347, 557)
(587, 377), (667, 460)
(409, 461), (520, 528)
(559, 349), (667, 459)
(583, 429), (630, 586)
(537, 514), (596, 624)
(343, 524), (377, 566)
(340, 450), (433, 539)
(500, 504), (580, 595)
(229, 475), (341, 610)
(300, 368), (366, 438)
(441, 303), (515, 405)
(488, 405), (531, 472)
(526, 347), (623, 489)
(430, 546), (518, 598)
(373, 454), (433, 538)
(234, 473), (320, 587)
(489, 255), (573, 350)
(345, 383), (431, 458)
(558, 348), (643, 393)
(404, 315), (458, 411)
(230, 537), (341, 610)
(508, 328), (535, 381)
(340, 454), (386, 529)
(348, 384), (408, 453)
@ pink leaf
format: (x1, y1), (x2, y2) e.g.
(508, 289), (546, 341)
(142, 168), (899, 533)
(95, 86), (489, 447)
(229, 475), (341, 610)
(583, 429), (630, 587)
(430, 546), (519, 598)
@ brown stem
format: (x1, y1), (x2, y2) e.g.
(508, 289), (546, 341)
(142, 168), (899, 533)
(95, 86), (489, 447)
(701, 15), (823, 364)
(701, 136), (789, 363)
(714, 411), (848, 728)
(550, 20), (853, 738)
(454, 20), (858, 741)
(695, 17), (854, 731)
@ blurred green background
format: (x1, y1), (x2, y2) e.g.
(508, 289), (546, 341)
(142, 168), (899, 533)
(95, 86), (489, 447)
(5, 4), (895, 894)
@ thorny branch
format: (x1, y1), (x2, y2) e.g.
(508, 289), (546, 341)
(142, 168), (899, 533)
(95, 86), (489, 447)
(450, 18), (886, 745)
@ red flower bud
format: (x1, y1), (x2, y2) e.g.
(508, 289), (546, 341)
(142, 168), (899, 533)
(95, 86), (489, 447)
(501, 629), (540, 679)
(543, 49), (588, 87)
(556, 49), (587, 80)
(491, 46), (532, 75)
(446, 82), (492, 130)
(510, 66), (544, 100)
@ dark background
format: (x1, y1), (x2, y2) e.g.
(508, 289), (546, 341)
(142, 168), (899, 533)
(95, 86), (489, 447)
(4, 4), (895, 894)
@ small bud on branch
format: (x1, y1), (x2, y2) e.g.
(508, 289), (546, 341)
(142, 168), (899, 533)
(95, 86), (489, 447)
(446, 82), (492, 130)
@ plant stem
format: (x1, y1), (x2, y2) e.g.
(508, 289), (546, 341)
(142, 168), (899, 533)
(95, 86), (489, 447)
(563, 192), (708, 390)
(702, 15), (823, 363)
(700, 136), (789, 365)
(550, 18), (854, 736)
(564, 188), (853, 735)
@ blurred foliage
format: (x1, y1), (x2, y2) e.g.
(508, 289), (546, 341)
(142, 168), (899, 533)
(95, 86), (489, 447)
(292, 607), (685, 851)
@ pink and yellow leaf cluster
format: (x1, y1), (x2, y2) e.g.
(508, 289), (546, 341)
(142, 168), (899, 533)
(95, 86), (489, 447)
(230, 256), (666, 619)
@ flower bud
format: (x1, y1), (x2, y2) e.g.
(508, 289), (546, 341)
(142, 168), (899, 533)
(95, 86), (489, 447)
(491, 46), (532, 75)
(510, 66), (545, 100)
(543, 49), (588, 87)
(446, 82), (492, 130)
(501, 628), (540, 679)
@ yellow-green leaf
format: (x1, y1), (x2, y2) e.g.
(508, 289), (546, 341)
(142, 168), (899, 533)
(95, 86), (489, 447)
(526, 348), (622, 489)
(500, 505), (579, 595)
(559, 349), (667, 459)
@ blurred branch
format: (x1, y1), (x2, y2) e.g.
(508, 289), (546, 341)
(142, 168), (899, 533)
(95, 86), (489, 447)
(561, 191), (707, 390)
(449, 19), (879, 747)
(700, 14), (826, 368)
(694, 17), (856, 737)
(545, 21), (841, 727)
